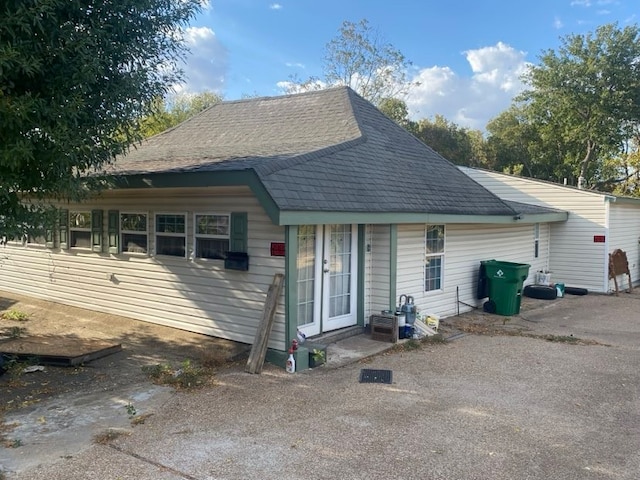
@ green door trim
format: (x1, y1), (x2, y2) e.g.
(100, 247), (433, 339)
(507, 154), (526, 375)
(284, 225), (298, 350)
(357, 224), (366, 326)
(389, 224), (397, 310)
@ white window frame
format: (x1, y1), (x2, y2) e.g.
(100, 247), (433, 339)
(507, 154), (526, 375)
(120, 212), (148, 255)
(425, 224), (445, 292)
(69, 211), (92, 249)
(154, 212), (187, 258)
(193, 212), (230, 261)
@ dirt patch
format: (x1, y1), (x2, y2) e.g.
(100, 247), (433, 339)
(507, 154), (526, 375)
(0, 291), (250, 419)
(439, 296), (603, 345)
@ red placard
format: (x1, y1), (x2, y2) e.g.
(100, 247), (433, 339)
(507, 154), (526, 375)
(593, 235), (606, 243)
(270, 242), (286, 256)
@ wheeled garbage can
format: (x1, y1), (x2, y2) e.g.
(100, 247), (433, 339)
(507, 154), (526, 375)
(481, 260), (530, 316)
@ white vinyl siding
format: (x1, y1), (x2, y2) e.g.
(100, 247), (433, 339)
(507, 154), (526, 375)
(461, 167), (609, 292)
(397, 223), (543, 320)
(367, 224), (391, 319)
(607, 202), (640, 290)
(0, 187), (287, 350)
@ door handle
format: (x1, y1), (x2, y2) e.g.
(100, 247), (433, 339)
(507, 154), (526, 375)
(323, 268), (330, 273)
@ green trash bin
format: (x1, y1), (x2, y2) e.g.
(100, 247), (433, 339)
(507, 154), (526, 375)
(481, 260), (531, 316)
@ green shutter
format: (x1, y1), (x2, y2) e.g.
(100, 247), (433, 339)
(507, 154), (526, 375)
(91, 209), (103, 253)
(108, 210), (120, 254)
(59, 209), (69, 250)
(45, 218), (55, 249)
(229, 212), (248, 252)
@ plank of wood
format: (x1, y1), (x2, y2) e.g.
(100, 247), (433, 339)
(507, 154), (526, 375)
(0, 336), (122, 366)
(246, 273), (285, 374)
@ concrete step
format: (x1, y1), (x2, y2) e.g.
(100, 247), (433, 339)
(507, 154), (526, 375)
(305, 325), (365, 346)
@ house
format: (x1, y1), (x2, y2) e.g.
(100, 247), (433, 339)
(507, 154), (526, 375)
(460, 167), (640, 293)
(0, 87), (567, 369)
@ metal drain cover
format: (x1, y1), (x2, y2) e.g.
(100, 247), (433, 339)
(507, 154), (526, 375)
(359, 369), (393, 384)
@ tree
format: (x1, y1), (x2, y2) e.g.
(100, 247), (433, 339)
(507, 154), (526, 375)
(413, 115), (488, 167)
(284, 19), (416, 106)
(518, 23), (640, 189)
(139, 91), (222, 138)
(378, 97), (413, 129)
(0, 0), (202, 234)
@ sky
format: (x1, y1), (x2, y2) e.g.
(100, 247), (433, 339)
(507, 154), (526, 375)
(177, 0), (637, 130)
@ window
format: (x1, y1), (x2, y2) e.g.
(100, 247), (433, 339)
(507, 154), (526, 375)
(69, 211), (92, 248)
(121, 213), (148, 254)
(425, 225), (445, 292)
(194, 213), (230, 260)
(534, 223), (540, 258)
(155, 213), (186, 257)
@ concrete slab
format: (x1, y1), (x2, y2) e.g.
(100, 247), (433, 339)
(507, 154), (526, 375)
(325, 334), (397, 369)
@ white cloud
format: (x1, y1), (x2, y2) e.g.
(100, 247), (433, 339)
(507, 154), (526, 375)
(270, 3), (283, 9)
(406, 43), (530, 130)
(554, 16), (564, 29)
(175, 26), (228, 94)
(276, 79), (327, 94)
(285, 62), (306, 68)
(571, 0), (591, 6)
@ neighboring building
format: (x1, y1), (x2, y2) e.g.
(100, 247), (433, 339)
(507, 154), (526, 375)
(461, 167), (640, 293)
(0, 87), (567, 368)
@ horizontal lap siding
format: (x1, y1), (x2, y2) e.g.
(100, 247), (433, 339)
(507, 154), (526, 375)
(368, 224), (391, 320)
(0, 187), (286, 350)
(461, 168), (608, 292)
(397, 223), (540, 320)
(608, 203), (640, 289)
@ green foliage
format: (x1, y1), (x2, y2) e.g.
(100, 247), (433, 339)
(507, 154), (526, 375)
(0, 0), (202, 233)
(142, 359), (211, 390)
(0, 309), (29, 322)
(138, 91), (222, 138)
(413, 115), (488, 168)
(507, 23), (640, 190)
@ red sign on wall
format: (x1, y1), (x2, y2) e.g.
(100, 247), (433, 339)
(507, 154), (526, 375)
(593, 235), (606, 243)
(270, 242), (286, 256)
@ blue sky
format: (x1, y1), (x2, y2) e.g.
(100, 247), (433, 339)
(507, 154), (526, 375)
(178, 0), (637, 130)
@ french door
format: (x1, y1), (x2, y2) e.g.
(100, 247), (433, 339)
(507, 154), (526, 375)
(296, 224), (357, 337)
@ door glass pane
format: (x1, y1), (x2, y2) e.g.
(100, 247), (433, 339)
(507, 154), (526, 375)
(329, 225), (351, 318)
(297, 225), (316, 327)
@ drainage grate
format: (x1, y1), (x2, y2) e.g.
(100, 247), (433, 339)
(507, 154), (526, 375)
(359, 369), (393, 384)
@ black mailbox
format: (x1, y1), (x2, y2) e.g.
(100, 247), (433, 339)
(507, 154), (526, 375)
(224, 251), (249, 271)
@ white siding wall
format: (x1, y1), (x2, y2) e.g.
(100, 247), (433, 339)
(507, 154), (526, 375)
(460, 168), (609, 292)
(367, 224), (391, 320)
(607, 202), (640, 290)
(0, 187), (287, 350)
(396, 223), (546, 320)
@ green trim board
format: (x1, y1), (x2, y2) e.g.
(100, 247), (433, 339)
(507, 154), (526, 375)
(389, 224), (397, 311)
(357, 224), (365, 326)
(278, 211), (568, 226)
(284, 225), (298, 351)
(106, 170), (568, 227)
(108, 170), (281, 225)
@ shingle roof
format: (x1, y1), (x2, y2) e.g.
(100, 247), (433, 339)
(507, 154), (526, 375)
(112, 86), (519, 216)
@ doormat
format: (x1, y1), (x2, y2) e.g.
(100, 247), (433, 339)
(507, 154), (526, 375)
(359, 369), (392, 384)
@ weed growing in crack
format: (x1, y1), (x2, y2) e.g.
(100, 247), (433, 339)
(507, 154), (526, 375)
(142, 359), (213, 390)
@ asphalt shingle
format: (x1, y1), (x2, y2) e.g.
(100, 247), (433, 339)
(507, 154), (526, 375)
(112, 87), (519, 216)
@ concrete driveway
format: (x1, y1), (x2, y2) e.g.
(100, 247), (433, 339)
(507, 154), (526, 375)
(4, 293), (640, 480)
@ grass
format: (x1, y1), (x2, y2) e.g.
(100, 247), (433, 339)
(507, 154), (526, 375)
(0, 309), (29, 322)
(142, 359), (214, 390)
